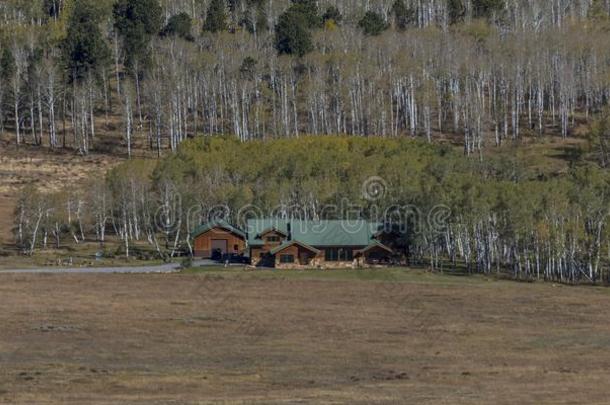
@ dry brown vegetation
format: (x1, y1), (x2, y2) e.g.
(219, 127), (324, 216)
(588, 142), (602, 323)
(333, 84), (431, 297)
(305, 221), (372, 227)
(0, 139), (124, 244)
(0, 269), (609, 404)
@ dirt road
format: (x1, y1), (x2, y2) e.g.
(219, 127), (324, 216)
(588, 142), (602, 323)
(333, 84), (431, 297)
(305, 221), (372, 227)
(0, 260), (227, 274)
(0, 263), (180, 274)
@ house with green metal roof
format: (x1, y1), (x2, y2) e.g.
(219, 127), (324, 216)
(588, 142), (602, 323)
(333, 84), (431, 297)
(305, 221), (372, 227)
(191, 218), (397, 267)
(246, 219), (395, 268)
(191, 220), (246, 240)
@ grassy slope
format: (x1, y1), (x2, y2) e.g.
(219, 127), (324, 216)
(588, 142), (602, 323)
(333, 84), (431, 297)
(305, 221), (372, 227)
(0, 111), (163, 246)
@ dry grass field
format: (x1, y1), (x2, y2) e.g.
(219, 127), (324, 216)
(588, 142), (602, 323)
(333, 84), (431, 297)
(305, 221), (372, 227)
(0, 268), (609, 404)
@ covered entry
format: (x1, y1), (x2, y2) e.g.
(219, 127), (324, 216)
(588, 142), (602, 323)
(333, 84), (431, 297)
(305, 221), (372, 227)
(356, 241), (394, 265)
(271, 240), (321, 268)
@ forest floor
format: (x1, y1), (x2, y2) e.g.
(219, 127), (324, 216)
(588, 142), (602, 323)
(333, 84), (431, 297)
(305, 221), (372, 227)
(0, 268), (608, 404)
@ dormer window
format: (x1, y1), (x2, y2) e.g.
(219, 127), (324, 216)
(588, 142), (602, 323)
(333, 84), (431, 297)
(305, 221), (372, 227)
(259, 228), (288, 244)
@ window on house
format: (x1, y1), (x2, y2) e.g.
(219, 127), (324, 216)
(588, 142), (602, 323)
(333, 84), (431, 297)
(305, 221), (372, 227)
(280, 254), (295, 263)
(325, 248), (353, 262)
(267, 235), (281, 243)
(325, 248), (338, 262)
(233, 244), (239, 251)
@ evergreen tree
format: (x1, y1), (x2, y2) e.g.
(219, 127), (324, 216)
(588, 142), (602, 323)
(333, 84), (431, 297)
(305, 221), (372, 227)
(62, 0), (110, 82)
(472, 0), (504, 20)
(275, 10), (313, 56)
(161, 12), (195, 41)
(239, 56), (257, 80)
(227, 0), (240, 14)
(203, 0), (228, 33)
(392, 0), (414, 30)
(43, 0), (62, 19)
(289, 0), (322, 28)
(448, 0), (465, 24)
(588, 107), (610, 167)
(0, 48), (15, 83)
(358, 11), (388, 36)
(113, 0), (163, 73)
(275, 1), (321, 56)
(322, 6), (342, 24)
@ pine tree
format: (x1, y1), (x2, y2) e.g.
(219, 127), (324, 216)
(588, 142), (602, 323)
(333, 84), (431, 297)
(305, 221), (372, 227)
(448, 0), (465, 24)
(322, 6), (342, 24)
(289, 0), (322, 28)
(392, 0), (414, 30)
(113, 0), (163, 73)
(43, 0), (62, 19)
(62, 0), (111, 82)
(358, 11), (388, 36)
(472, 0), (504, 20)
(0, 48), (15, 82)
(161, 12), (195, 41)
(203, 0), (228, 33)
(275, 1), (321, 56)
(275, 8), (313, 56)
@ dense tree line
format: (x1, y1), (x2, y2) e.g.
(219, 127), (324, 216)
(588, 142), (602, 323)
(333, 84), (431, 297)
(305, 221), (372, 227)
(2, 1), (610, 155)
(13, 136), (610, 284)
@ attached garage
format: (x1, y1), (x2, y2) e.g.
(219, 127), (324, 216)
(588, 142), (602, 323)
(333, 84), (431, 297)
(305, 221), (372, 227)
(211, 239), (228, 256)
(191, 221), (247, 259)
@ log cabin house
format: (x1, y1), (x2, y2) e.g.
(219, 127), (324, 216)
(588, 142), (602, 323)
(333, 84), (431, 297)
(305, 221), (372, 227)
(247, 219), (394, 269)
(191, 220), (247, 260)
(192, 219), (396, 268)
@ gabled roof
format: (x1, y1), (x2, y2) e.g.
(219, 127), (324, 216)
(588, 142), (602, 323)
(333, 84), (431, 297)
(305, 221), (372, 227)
(356, 240), (394, 254)
(246, 219), (381, 247)
(258, 227), (289, 238)
(191, 220), (246, 239)
(270, 240), (321, 255)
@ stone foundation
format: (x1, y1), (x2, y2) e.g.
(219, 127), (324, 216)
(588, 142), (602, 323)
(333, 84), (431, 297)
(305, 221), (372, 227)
(276, 259), (364, 270)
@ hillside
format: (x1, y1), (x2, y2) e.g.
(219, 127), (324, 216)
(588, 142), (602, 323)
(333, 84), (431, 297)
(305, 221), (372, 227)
(0, 141), (123, 243)
(1, 0), (610, 156)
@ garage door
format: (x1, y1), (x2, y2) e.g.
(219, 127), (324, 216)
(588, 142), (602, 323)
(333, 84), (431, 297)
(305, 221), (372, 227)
(211, 239), (228, 254)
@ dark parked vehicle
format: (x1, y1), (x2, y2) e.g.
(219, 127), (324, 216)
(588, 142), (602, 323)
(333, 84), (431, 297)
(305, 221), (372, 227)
(221, 253), (247, 264)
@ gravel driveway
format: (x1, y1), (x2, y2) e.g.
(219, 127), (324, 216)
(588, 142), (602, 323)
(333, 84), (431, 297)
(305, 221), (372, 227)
(0, 259), (241, 274)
